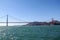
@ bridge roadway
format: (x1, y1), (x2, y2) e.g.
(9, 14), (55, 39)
(0, 22), (32, 23)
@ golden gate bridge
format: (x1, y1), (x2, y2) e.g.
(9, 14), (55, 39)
(0, 15), (55, 26)
(0, 15), (31, 26)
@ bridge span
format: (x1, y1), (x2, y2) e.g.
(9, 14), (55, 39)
(0, 22), (32, 23)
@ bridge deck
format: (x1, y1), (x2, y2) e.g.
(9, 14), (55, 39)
(0, 22), (31, 23)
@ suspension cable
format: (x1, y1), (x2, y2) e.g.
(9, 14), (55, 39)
(0, 15), (6, 18)
(8, 15), (26, 22)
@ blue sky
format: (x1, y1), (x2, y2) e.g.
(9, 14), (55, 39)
(0, 0), (60, 22)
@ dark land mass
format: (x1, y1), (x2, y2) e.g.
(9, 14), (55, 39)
(26, 20), (60, 26)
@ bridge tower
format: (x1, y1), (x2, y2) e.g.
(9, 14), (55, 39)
(51, 18), (55, 25)
(6, 15), (8, 26)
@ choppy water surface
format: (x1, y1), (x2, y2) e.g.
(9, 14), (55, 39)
(0, 25), (60, 40)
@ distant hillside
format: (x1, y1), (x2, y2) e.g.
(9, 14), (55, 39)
(26, 20), (60, 26)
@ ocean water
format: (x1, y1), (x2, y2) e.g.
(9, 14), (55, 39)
(0, 25), (60, 40)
